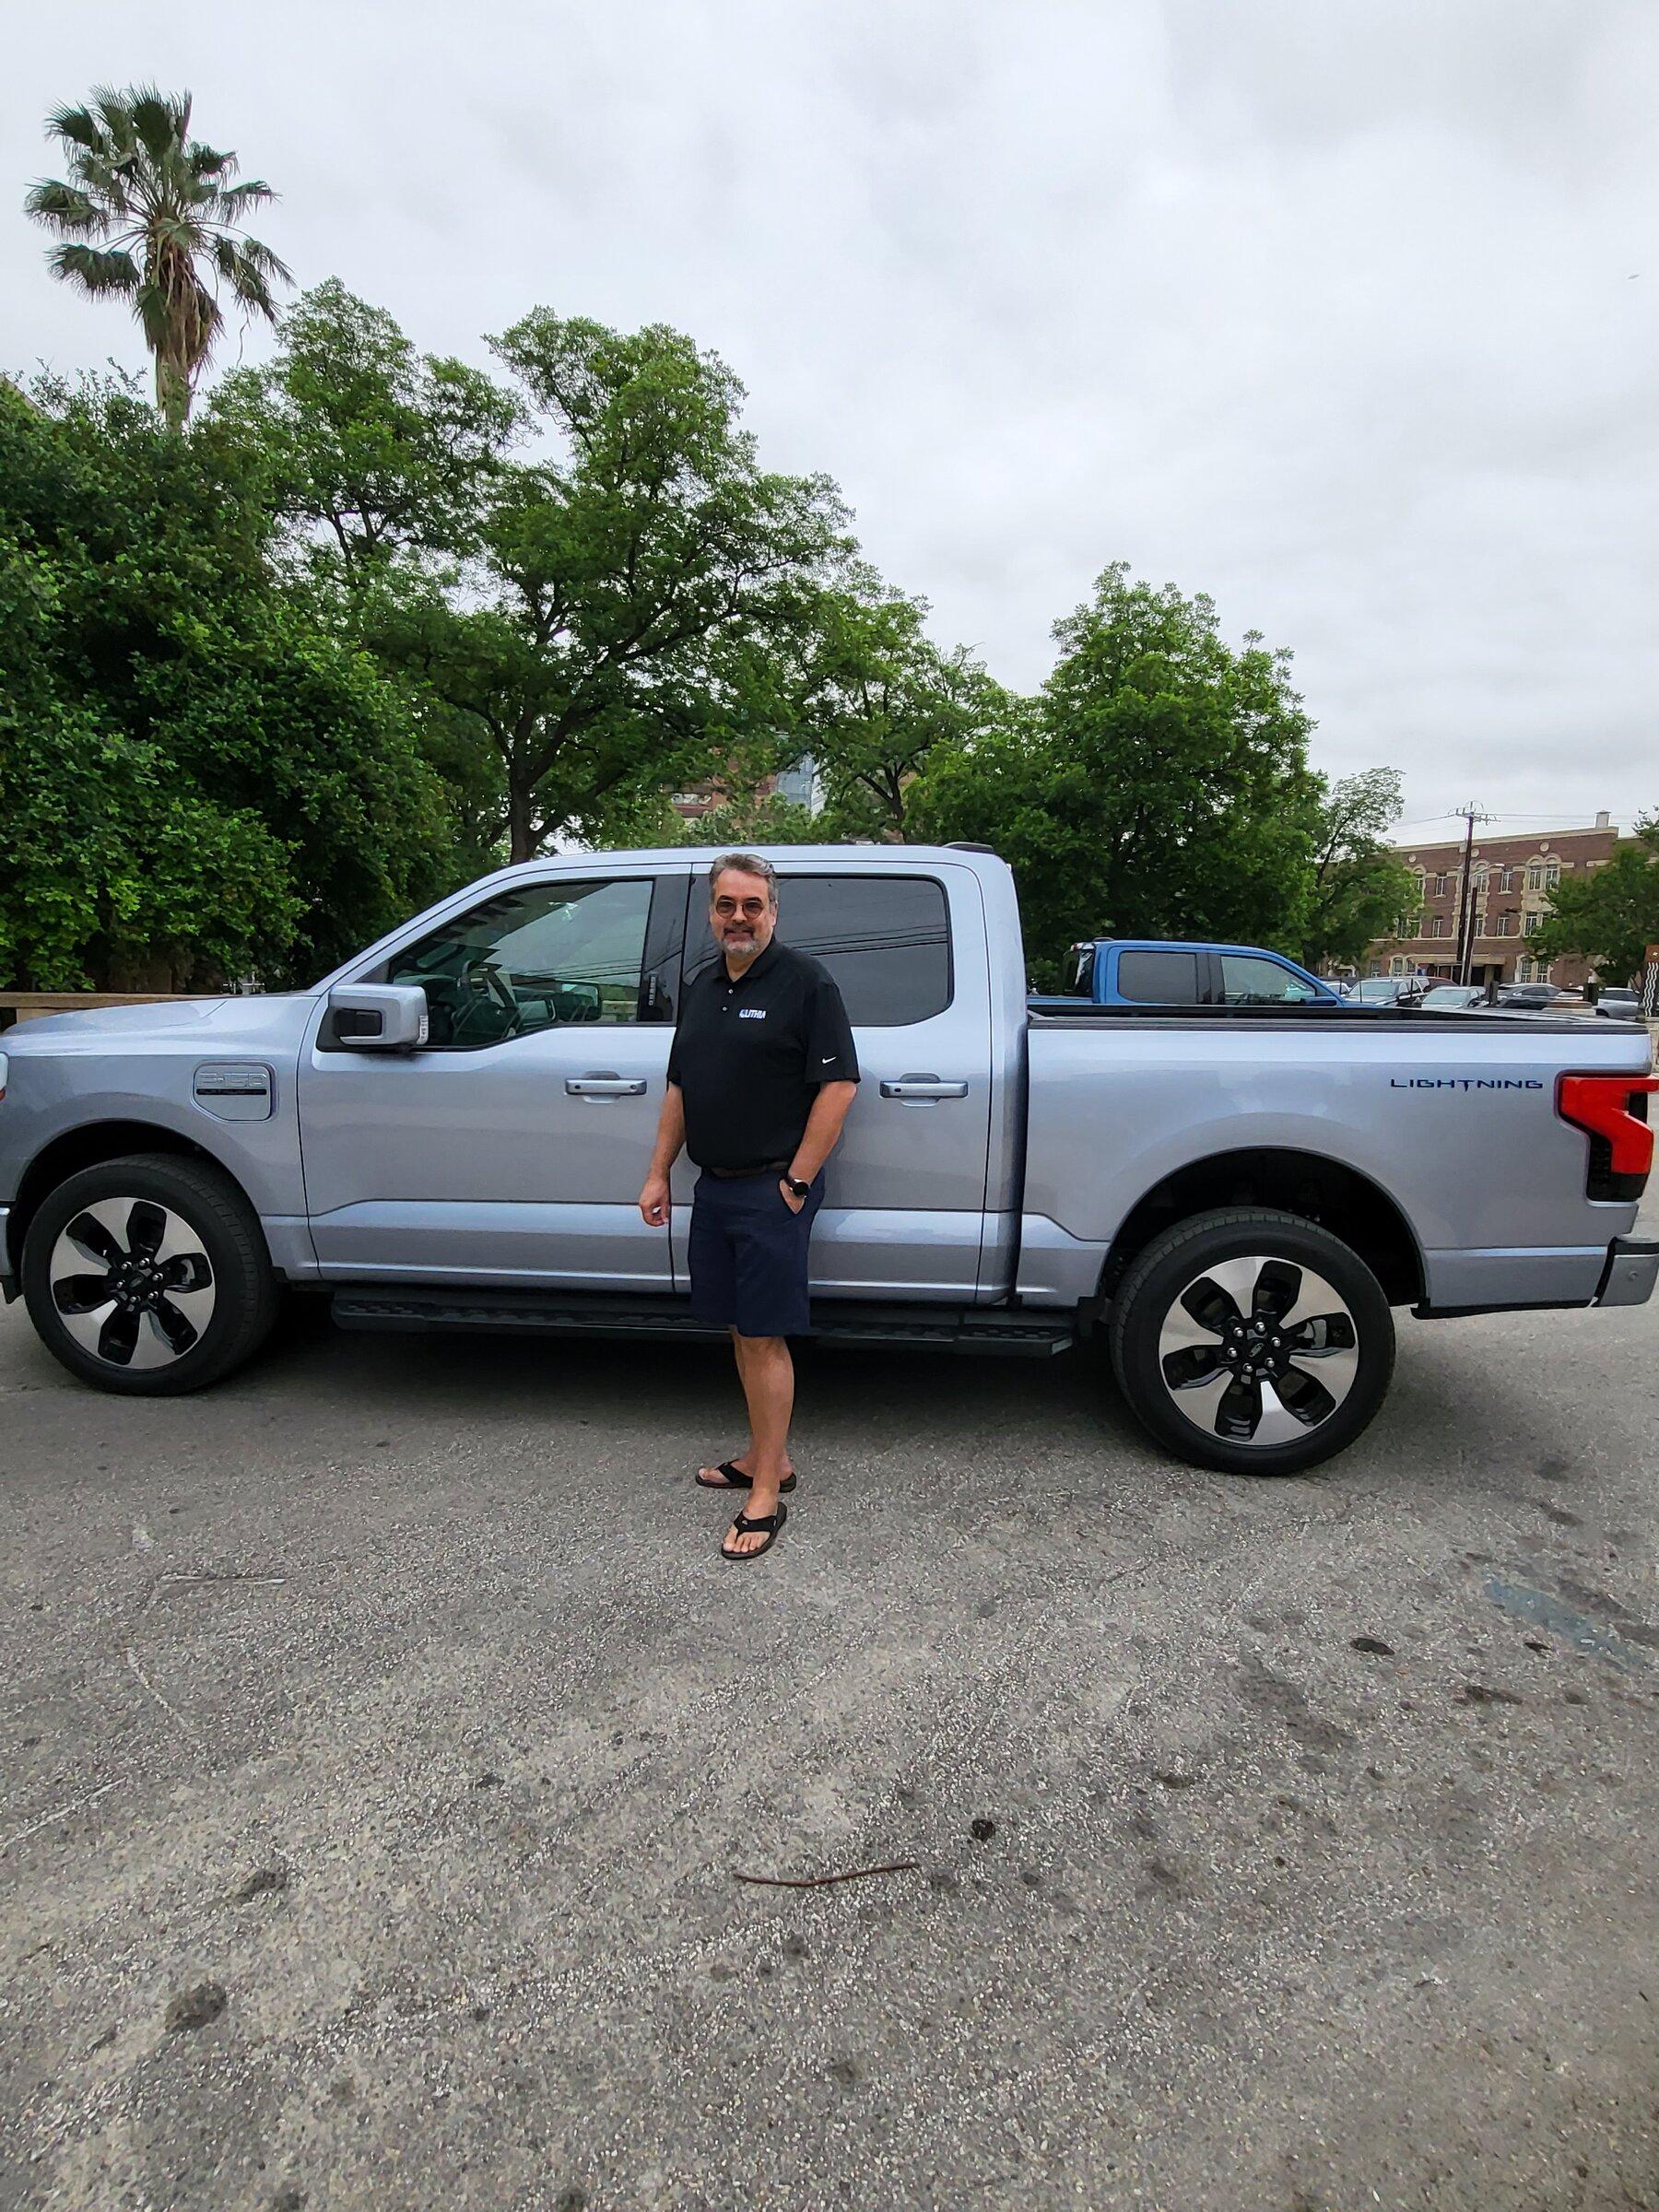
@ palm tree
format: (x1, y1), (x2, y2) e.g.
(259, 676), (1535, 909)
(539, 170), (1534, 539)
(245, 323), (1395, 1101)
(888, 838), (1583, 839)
(26, 85), (291, 427)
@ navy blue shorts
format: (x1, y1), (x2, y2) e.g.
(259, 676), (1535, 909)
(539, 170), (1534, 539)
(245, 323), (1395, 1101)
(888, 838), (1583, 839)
(688, 1171), (825, 1338)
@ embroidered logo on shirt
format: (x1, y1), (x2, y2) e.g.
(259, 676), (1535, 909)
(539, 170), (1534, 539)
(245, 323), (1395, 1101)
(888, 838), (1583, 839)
(738, 1006), (766, 1019)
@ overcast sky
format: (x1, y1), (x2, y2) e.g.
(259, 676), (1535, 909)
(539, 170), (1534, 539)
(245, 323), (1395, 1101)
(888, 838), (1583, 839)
(6, 1), (1655, 846)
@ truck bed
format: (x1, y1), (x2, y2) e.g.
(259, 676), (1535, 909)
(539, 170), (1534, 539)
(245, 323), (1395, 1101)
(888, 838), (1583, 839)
(1028, 1002), (1634, 1035)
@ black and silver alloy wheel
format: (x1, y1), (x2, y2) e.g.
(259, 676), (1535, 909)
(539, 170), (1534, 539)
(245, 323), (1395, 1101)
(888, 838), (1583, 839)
(1157, 1254), (1359, 1450)
(1110, 1206), (1394, 1477)
(22, 1151), (277, 1395)
(49, 1196), (217, 1372)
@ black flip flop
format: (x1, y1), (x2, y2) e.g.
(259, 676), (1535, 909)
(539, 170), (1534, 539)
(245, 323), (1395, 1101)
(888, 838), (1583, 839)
(697, 1460), (797, 1493)
(722, 1502), (787, 1561)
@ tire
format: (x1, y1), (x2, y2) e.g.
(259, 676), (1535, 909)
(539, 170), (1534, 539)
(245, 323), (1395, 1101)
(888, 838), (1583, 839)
(1108, 1207), (1394, 1477)
(21, 1153), (279, 1395)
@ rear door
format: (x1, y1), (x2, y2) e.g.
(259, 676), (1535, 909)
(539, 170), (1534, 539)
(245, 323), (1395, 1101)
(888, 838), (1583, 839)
(670, 864), (994, 1299)
(1113, 947), (1206, 1007)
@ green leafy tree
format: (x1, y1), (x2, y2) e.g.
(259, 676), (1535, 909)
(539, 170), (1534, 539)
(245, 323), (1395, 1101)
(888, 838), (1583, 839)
(226, 290), (848, 862)
(212, 279), (521, 582)
(790, 578), (1003, 841)
(1298, 767), (1417, 971)
(1530, 818), (1659, 985)
(25, 86), (290, 427)
(213, 283), (524, 877)
(912, 565), (1320, 984)
(0, 373), (448, 989)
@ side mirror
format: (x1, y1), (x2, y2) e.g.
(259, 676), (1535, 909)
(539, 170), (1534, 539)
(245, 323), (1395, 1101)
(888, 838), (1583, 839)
(326, 982), (429, 1051)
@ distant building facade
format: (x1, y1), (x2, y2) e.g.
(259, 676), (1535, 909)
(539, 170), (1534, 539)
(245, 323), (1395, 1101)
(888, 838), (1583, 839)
(1363, 813), (1622, 989)
(670, 756), (820, 825)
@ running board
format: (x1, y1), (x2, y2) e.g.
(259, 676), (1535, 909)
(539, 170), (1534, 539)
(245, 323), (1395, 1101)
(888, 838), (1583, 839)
(330, 1287), (1075, 1358)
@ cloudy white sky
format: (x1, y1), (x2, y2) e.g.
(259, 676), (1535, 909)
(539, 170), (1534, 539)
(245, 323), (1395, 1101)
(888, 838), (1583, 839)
(6, 1), (1656, 845)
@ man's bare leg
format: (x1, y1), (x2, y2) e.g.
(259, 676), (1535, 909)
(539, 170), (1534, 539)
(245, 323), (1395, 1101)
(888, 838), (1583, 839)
(720, 1334), (794, 1555)
(698, 1328), (794, 1488)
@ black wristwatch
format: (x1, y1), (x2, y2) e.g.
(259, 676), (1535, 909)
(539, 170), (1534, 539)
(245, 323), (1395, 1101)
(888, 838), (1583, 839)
(784, 1174), (812, 1199)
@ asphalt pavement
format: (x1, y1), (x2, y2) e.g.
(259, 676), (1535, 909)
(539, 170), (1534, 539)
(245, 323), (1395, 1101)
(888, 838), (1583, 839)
(1, 1258), (1655, 2212)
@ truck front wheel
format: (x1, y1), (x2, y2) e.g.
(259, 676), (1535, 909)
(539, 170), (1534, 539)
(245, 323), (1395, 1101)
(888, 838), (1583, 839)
(21, 1153), (278, 1395)
(1109, 1207), (1394, 1477)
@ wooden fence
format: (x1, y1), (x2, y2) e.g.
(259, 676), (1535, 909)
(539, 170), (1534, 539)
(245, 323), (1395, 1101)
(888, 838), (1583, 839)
(0, 993), (220, 1032)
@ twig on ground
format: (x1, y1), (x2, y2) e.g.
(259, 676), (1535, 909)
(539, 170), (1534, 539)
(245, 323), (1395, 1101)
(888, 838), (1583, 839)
(734, 1859), (919, 1889)
(124, 1647), (200, 1743)
(0, 1783), (120, 1857)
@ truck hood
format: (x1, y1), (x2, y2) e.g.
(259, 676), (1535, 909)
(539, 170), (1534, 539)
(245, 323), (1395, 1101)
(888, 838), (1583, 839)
(4, 994), (319, 1053)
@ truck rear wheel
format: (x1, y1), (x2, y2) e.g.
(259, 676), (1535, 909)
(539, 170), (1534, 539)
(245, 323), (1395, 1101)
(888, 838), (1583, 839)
(1109, 1207), (1394, 1477)
(21, 1153), (278, 1395)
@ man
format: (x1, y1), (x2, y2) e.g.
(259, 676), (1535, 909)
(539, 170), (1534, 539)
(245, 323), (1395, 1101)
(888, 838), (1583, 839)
(638, 853), (859, 1560)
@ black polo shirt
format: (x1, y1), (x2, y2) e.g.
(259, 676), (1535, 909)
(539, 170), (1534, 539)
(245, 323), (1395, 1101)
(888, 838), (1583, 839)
(667, 938), (860, 1171)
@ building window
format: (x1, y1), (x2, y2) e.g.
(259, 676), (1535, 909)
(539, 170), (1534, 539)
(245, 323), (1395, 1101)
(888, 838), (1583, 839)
(1433, 873), (1449, 897)
(1525, 863), (1545, 891)
(1545, 862), (1560, 888)
(1430, 915), (1449, 936)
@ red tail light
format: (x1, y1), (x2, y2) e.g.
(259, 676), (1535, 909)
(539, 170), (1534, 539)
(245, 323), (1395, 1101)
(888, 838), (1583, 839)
(1557, 1073), (1657, 1201)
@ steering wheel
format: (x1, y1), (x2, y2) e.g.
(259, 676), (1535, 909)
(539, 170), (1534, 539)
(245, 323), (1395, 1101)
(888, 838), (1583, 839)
(459, 959), (524, 1041)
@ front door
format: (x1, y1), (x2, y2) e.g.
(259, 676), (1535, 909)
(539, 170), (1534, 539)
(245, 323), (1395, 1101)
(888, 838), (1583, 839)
(670, 865), (994, 1299)
(300, 869), (687, 1290)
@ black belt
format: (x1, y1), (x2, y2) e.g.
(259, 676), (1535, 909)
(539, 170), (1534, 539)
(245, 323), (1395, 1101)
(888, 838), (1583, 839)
(706, 1159), (792, 1180)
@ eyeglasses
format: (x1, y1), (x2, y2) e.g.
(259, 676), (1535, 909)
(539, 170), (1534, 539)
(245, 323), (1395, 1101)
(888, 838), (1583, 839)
(712, 896), (770, 919)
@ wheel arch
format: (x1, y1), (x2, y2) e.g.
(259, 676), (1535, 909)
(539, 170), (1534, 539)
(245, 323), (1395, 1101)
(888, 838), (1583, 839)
(7, 1122), (246, 1279)
(1097, 1147), (1426, 1308)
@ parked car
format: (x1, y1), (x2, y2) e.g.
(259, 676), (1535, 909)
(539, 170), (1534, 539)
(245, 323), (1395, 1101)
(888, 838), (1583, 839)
(1043, 938), (1344, 1010)
(1594, 987), (1641, 1021)
(1494, 982), (1561, 1008)
(1351, 977), (1428, 1008)
(2, 846), (1654, 1477)
(1418, 985), (1484, 1010)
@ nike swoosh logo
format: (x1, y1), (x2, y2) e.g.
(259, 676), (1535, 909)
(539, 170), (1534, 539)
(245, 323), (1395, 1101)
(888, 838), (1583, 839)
(822, 1054), (837, 1063)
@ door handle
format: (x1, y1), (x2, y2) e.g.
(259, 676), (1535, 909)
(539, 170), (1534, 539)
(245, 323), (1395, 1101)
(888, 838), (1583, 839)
(880, 1076), (970, 1100)
(565, 1074), (647, 1097)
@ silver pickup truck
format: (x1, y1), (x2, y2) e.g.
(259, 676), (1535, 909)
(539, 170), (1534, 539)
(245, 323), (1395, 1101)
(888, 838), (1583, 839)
(2, 845), (1653, 1475)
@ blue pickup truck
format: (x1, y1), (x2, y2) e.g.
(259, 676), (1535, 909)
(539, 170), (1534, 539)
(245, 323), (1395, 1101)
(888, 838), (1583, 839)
(1043, 939), (1343, 1010)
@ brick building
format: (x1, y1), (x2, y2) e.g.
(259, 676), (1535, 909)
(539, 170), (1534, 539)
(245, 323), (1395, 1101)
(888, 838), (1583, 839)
(669, 757), (820, 824)
(1363, 813), (1621, 989)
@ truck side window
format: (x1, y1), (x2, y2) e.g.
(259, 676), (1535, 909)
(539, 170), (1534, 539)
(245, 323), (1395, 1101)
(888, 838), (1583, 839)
(1218, 955), (1317, 1006)
(1116, 950), (1201, 1005)
(686, 875), (952, 1025)
(389, 877), (661, 1049)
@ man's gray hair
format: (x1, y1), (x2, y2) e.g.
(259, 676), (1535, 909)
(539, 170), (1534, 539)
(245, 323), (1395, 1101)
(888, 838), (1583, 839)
(708, 851), (778, 903)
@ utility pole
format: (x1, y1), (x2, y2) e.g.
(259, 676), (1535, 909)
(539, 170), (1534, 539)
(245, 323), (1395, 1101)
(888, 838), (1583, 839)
(1451, 803), (1488, 986)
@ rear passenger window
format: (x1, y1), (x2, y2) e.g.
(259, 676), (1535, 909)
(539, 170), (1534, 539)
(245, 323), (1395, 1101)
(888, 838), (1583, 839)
(687, 875), (952, 1025)
(1116, 950), (1201, 1005)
